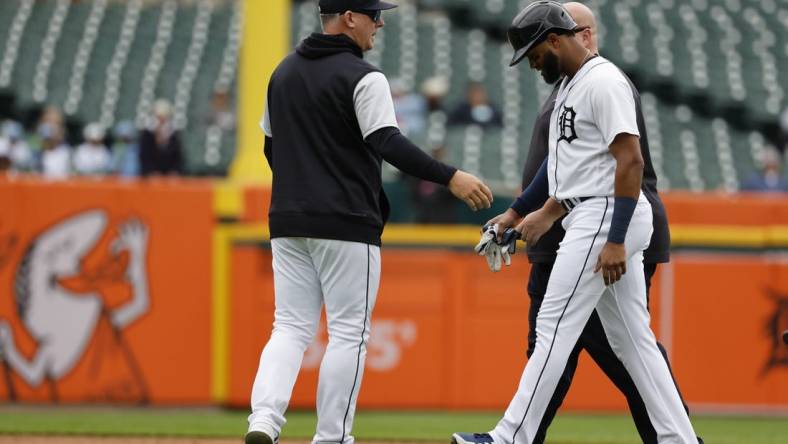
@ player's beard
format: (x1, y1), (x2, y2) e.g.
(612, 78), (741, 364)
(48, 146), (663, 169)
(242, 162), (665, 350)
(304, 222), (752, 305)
(541, 50), (561, 84)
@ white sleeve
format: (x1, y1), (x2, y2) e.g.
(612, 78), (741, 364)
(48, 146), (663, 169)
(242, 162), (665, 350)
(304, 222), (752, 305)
(590, 74), (640, 147)
(260, 95), (272, 137)
(353, 71), (399, 139)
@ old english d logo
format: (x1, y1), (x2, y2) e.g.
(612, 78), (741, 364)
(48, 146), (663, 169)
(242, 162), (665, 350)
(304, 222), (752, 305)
(558, 105), (578, 143)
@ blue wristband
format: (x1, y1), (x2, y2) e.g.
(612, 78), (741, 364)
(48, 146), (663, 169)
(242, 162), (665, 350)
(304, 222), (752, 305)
(607, 197), (637, 244)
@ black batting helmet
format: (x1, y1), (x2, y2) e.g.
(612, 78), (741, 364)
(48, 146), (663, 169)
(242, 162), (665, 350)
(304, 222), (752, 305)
(507, 1), (578, 67)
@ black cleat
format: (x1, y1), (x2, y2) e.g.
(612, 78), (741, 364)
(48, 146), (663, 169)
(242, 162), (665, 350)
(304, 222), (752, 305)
(245, 431), (278, 444)
(452, 432), (496, 444)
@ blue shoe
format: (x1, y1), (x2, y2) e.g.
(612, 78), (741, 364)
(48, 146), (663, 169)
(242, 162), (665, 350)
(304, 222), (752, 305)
(452, 432), (496, 444)
(245, 431), (278, 444)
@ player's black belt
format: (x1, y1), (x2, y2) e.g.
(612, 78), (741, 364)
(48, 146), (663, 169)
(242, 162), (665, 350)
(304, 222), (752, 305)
(559, 196), (595, 213)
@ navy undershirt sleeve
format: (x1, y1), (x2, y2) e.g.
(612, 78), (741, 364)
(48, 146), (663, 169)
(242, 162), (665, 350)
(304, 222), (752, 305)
(510, 158), (549, 216)
(366, 126), (457, 185)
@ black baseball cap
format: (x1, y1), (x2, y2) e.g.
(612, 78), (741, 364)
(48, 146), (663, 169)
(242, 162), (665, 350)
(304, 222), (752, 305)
(318, 0), (398, 14)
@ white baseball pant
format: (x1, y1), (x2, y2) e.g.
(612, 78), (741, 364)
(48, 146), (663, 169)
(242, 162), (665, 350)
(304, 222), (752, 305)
(248, 237), (381, 444)
(491, 194), (697, 444)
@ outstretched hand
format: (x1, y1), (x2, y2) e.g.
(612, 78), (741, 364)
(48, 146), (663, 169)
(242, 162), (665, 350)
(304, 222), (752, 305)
(448, 171), (493, 211)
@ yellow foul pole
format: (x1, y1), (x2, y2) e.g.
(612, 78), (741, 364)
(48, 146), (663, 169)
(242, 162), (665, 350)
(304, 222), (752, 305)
(230, 0), (291, 183)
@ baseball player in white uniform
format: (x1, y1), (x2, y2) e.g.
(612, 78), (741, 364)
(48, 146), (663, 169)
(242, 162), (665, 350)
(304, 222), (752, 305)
(455, 2), (698, 443)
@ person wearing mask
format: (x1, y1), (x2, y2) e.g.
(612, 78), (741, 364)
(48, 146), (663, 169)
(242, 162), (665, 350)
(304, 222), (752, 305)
(73, 123), (111, 176)
(111, 121), (141, 178)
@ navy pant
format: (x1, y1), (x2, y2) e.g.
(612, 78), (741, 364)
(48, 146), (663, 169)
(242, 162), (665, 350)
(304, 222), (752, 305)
(526, 262), (689, 444)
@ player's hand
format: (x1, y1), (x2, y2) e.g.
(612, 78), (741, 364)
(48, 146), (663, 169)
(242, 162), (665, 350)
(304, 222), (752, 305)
(485, 208), (521, 241)
(515, 209), (553, 246)
(594, 242), (627, 286)
(448, 171), (493, 211)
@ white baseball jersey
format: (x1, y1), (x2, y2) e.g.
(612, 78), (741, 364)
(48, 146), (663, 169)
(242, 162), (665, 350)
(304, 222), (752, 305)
(547, 56), (640, 201)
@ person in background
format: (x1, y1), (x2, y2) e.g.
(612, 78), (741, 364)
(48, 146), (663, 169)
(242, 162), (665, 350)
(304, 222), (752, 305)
(0, 120), (33, 172)
(447, 81), (503, 127)
(36, 123), (71, 180)
(207, 89), (236, 131)
(391, 78), (427, 138)
(741, 148), (787, 192)
(111, 121), (141, 178)
(73, 123), (111, 176)
(405, 145), (458, 223)
(0, 149), (10, 175)
(421, 75), (449, 113)
(139, 99), (184, 177)
(37, 105), (65, 133)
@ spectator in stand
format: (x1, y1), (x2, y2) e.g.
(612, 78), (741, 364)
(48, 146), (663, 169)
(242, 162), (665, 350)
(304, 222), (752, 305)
(421, 75), (449, 113)
(0, 150), (10, 175)
(0, 120), (34, 172)
(73, 123), (111, 176)
(111, 121), (140, 178)
(207, 89), (236, 131)
(139, 99), (184, 177)
(741, 148), (788, 192)
(391, 78), (427, 138)
(405, 146), (458, 224)
(447, 81), (503, 128)
(38, 105), (65, 132)
(36, 123), (71, 180)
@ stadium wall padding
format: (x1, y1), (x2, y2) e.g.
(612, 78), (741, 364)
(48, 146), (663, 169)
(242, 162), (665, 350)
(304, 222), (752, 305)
(225, 240), (788, 412)
(0, 179), (785, 411)
(0, 179), (214, 404)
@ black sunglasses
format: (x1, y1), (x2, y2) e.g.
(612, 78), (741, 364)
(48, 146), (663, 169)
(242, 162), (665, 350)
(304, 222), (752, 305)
(353, 9), (382, 22)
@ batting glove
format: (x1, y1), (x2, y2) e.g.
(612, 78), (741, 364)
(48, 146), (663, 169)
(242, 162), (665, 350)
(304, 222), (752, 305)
(499, 228), (521, 267)
(475, 224), (503, 272)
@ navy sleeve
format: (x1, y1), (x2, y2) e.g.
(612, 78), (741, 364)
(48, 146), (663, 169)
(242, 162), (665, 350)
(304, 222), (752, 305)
(511, 158), (549, 216)
(264, 136), (272, 168)
(366, 127), (457, 185)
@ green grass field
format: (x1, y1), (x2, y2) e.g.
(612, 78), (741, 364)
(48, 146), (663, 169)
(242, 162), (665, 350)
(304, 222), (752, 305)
(0, 408), (786, 443)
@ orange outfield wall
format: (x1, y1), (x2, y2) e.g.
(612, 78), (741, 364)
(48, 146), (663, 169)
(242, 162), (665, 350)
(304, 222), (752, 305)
(226, 244), (788, 412)
(0, 179), (785, 409)
(0, 178), (215, 404)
